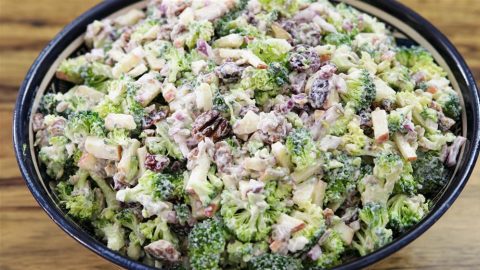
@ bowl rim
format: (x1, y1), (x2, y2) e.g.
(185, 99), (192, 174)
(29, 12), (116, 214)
(12, 0), (480, 269)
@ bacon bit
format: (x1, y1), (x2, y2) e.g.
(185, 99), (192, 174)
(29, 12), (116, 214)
(320, 54), (331, 63)
(426, 86), (438, 94)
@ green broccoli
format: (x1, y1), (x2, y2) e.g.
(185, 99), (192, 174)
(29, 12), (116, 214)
(226, 240), (268, 267)
(241, 63), (289, 106)
(436, 91), (462, 121)
(64, 111), (105, 144)
(286, 128), (318, 170)
(248, 38), (292, 64)
(220, 189), (275, 242)
(395, 46), (446, 80)
(327, 102), (356, 136)
(289, 203), (326, 254)
(373, 152), (404, 182)
(140, 216), (177, 244)
(387, 106), (412, 135)
(379, 65), (415, 92)
(56, 56), (112, 88)
(96, 220), (126, 251)
(116, 170), (176, 217)
(257, 0), (300, 17)
(38, 136), (70, 179)
(146, 122), (183, 160)
(387, 194), (428, 232)
(214, 0), (249, 36)
(39, 93), (61, 115)
(393, 161), (420, 196)
(188, 218), (226, 270)
(174, 204), (192, 226)
(311, 230), (346, 269)
(185, 21), (214, 49)
(115, 208), (146, 246)
(323, 153), (362, 209)
(412, 151), (446, 195)
(352, 202), (392, 256)
(248, 253), (302, 270)
(342, 69), (376, 112)
(56, 169), (99, 220)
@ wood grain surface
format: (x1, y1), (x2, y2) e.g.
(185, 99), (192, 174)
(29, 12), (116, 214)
(0, 0), (479, 269)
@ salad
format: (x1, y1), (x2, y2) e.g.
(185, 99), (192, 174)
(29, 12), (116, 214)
(33, 0), (466, 269)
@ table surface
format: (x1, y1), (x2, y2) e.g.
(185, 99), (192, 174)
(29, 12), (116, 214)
(1, 0), (479, 269)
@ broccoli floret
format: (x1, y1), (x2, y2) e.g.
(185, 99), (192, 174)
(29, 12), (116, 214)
(220, 189), (275, 242)
(248, 38), (292, 64)
(214, 0), (249, 36)
(258, 0), (300, 17)
(226, 240), (268, 267)
(174, 204), (192, 226)
(146, 122), (183, 160)
(387, 194), (428, 233)
(56, 56), (112, 87)
(289, 203), (326, 254)
(436, 91), (461, 121)
(115, 208), (146, 246)
(116, 170), (176, 217)
(94, 218), (126, 251)
(312, 230), (346, 269)
(241, 63), (289, 106)
(90, 174), (119, 217)
(387, 106), (412, 135)
(186, 155), (223, 207)
(64, 111), (105, 144)
(38, 136), (70, 179)
(248, 253), (302, 270)
(323, 32), (354, 46)
(39, 93), (61, 115)
(393, 161), (420, 196)
(341, 118), (367, 156)
(323, 153), (362, 209)
(188, 218), (226, 270)
(216, 16), (262, 38)
(412, 151), (446, 195)
(56, 56), (89, 84)
(185, 21), (214, 49)
(328, 102), (356, 136)
(286, 128), (318, 170)
(342, 69), (376, 111)
(395, 46), (446, 80)
(264, 180), (293, 214)
(373, 152), (404, 181)
(352, 202), (392, 256)
(56, 169), (99, 220)
(379, 65), (415, 92)
(140, 216), (177, 244)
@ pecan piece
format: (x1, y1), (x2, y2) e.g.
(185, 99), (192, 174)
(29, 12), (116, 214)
(192, 110), (231, 142)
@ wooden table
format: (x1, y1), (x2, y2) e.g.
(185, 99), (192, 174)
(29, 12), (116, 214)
(0, 0), (479, 269)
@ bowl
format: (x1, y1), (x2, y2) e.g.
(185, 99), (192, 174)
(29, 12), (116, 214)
(13, 0), (480, 269)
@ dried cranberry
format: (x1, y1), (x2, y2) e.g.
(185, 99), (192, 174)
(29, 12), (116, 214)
(145, 154), (170, 172)
(143, 109), (168, 129)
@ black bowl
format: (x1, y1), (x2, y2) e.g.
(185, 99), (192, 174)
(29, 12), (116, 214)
(13, 0), (480, 269)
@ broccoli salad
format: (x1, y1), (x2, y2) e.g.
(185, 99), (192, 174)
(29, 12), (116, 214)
(33, 0), (466, 268)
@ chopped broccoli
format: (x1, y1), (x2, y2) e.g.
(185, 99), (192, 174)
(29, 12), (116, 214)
(241, 63), (288, 106)
(188, 218), (226, 270)
(64, 111), (105, 144)
(395, 46), (446, 80)
(342, 69), (376, 111)
(115, 208), (146, 246)
(312, 230), (346, 269)
(220, 189), (276, 242)
(412, 151), (446, 195)
(38, 136), (70, 179)
(323, 153), (362, 209)
(226, 240), (268, 267)
(373, 152), (404, 182)
(258, 0), (300, 17)
(393, 161), (420, 196)
(379, 65), (415, 92)
(174, 204), (192, 226)
(39, 93), (61, 115)
(248, 253), (302, 270)
(290, 203), (326, 254)
(352, 202), (392, 256)
(185, 21), (214, 49)
(248, 38), (292, 64)
(436, 91), (462, 121)
(286, 128), (318, 170)
(116, 170), (176, 217)
(387, 194), (428, 232)
(146, 122), (183, 160)
(139, 216), (177, 244)
(328, 102), (356, 136)
(56, 169), (99, 220)
(56, 56), (112, 87)
(214, 0), (249, 37)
